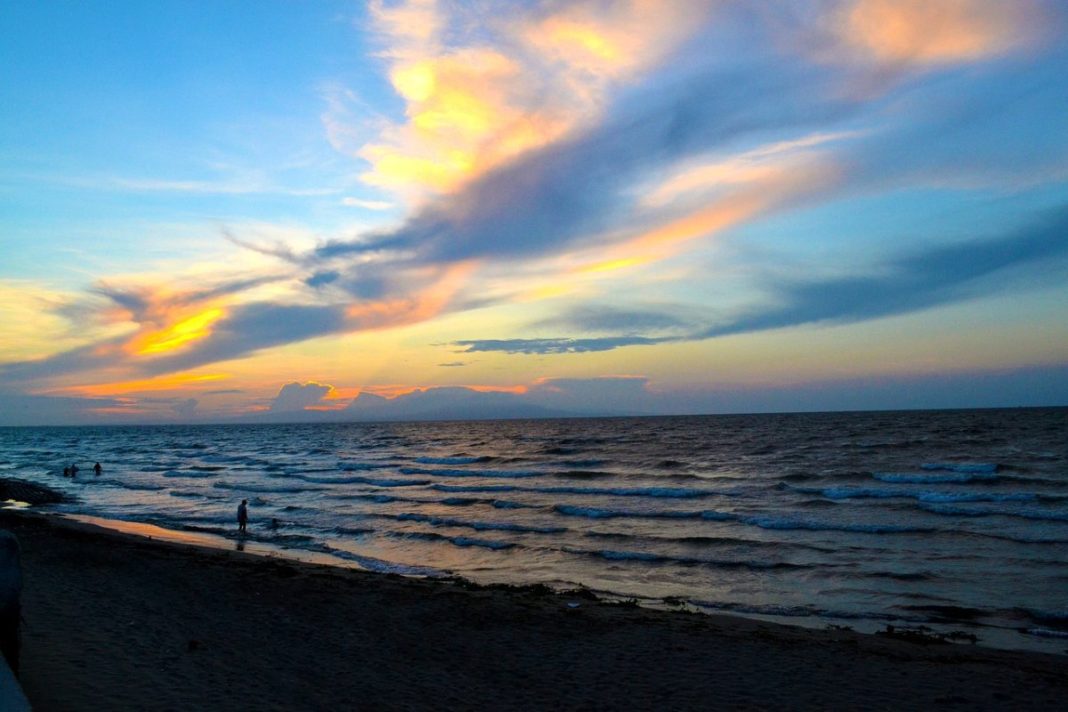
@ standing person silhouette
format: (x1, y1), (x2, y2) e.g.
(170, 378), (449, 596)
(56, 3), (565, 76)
(237, 499), (249, 533)
(93, 462), (102, 476)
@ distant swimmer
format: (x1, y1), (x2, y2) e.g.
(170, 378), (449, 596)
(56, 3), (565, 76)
(63, 466), (70, 478)
(93, 462), (103, 476)
(237, 499), (249, 533)
(70, 464), (79, 477)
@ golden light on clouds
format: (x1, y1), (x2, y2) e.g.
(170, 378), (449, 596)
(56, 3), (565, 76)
(346, 261), (476, 331)
(360, 47), (568, 196)
(0, 281), (85, 361)
(390, 62), (436, 102)
(534, 17), (622, 65)
(131, 307), (225, 356)
(561, 141), (847, 278)
(577, 257), (645, 275)
(642, 133), (857, 208)
(54, 372), (228, 397)
(521, 0), (698, 78)
(841, 0), (1043, 65)
(357, 0), (706, 199)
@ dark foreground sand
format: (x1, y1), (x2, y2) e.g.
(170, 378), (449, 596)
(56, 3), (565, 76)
(3, 510), (1065, 711)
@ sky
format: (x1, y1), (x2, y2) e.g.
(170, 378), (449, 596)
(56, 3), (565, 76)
(1, 0), (1067, 425)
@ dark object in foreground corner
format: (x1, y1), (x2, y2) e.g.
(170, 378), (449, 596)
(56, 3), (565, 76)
(0, 530), (21, 675)
(0, 478), (66, 506)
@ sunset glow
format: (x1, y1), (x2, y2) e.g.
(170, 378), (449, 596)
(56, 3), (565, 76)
(132, 308), (225, 356)
(1, 0), (1065, 424)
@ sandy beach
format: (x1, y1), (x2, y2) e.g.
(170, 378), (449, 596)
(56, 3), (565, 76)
(0, 509), (1062, 710)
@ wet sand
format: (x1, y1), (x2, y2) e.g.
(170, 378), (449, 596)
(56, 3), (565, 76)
(3, 510), (1065, 710)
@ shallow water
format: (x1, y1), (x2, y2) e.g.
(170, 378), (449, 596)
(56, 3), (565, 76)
(2, 408), (1066, 653)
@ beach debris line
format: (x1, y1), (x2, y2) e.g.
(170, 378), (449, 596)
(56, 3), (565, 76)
(876, 624), (979, 645)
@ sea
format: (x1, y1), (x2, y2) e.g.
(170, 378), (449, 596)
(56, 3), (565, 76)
(2, 408), (1066, 654)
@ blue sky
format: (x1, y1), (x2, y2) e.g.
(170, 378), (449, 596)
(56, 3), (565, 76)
(1, 0), (1066, 424)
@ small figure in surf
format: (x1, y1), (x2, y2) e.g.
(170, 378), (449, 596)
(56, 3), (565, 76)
(237, 499), (249, 533)
(93, 462), (103, 476)
(69, 464), (79, 477)
(268, 518), (280, 530)
(62, 466), (70, 478)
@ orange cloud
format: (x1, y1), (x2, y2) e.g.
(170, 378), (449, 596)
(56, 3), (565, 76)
(642, 132), (858, 208)
(325, 386), (360, 400)
(839, 0), (1045, 65)
(359, 46), (573, 196)
(129, 307), (225, 356)
(87, 406), (150, 416)
(346, 261), (476, 330)
(53, 372), (228, 397)
(463, 384), (528, 395)
(355, 0), (706, 199)
(521, 0), (699, 80)
(566, 151), (845, 277)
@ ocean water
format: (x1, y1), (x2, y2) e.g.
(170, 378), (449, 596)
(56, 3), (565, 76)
(1, 408), (1066, 653)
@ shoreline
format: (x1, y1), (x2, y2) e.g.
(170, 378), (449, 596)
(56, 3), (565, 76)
(3, 470), (1066, 657)
(16, 506), (1068, 654)
(5, 486), (1068, 654)
(3, 508), (1066, 710)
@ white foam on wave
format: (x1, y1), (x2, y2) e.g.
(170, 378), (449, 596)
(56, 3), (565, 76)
(430, 482), (721, 499)
(337, 461), (396, 471)
(874, 472), (995, 484)
(542, 485), (718, 498)
(451, 536), (515, 550)
(402, 530), (516, 551)
(815, 485), (1036, 503)
(414, 456), (485, 465)
(162, 470), (218, 479)
(325, 547), (445, 576)
(564, 547), (809, 570)
(917, 491), (1036, 503)
(292, 474), (431, 487)
(919, 502), (1068, 522)
(400, 466), (541, 479)
(921, 462), (998, 474)
(1024, 628), (1068, 638)
(740, 515), (934, 533)
(554, 504), (703, 520)
(212, 481), (324, 494)
(431, 484), (519, 493)
(392, 511), (566, 534)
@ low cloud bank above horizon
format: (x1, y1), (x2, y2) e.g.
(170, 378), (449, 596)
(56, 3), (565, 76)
(6, 364), (1068, 427)
(270, 381), (335, 413)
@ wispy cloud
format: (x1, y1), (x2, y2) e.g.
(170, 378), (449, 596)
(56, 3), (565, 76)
(832, 0), (1049, 67)
(532, 304), (696, 335)
(700, 204), (1068, 338)
(454, 336), (668, 355)
(453, 205), (1068, 354)
(341, 197), (394, 210)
